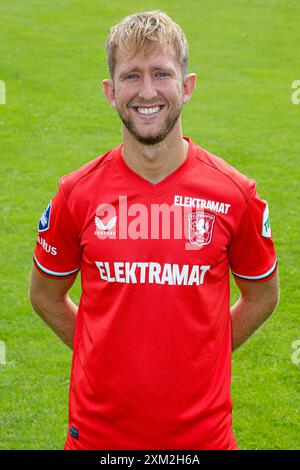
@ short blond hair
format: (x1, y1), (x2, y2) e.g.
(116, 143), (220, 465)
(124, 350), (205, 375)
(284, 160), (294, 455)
(105, 10), (189, 81)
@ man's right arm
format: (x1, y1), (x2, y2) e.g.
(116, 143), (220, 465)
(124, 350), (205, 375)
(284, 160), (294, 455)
(29, 264), (78, 350)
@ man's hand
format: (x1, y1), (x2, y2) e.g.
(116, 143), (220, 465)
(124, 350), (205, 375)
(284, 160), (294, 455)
(230, 270), (280, 351)
(29, 265), (78, 349)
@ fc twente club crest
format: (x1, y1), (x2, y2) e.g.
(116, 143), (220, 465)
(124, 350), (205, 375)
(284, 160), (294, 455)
(188, 212), (216, 247)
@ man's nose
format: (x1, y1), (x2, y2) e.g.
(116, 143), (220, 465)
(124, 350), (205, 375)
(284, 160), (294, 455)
(138, 75), (157, 101)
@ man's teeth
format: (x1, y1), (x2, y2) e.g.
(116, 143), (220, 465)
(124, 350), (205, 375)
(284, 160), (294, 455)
(136, 106), (161, 115)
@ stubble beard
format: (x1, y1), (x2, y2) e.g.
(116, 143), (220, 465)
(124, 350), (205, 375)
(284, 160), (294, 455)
(116, 101), (183, 146)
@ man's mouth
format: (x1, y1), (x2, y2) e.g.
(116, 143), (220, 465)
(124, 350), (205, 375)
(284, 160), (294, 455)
(131, 105), (165, 118)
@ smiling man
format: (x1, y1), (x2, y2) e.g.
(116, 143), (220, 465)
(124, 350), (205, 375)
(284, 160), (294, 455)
(111, 49), (185, 147)
(29, 11), (279, 450)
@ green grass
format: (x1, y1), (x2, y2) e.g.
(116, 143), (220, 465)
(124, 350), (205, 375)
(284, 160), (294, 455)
(0, 0), (299, 449)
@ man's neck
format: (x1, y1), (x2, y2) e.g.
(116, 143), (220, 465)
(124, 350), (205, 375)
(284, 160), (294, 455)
(121, 131), (189, 185)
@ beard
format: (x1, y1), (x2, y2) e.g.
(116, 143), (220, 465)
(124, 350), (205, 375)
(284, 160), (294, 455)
(116, 101), (183, 146)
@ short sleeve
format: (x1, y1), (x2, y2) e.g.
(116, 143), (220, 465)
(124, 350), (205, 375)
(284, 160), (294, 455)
(229, 187), (278, 282)
(33, 181), (81, 278)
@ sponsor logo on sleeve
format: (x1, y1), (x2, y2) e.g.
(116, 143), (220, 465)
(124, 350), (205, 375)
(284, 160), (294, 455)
(262, 202), (271, 238)
(37, 236), (57, 255)
(38, 202), (51, 232)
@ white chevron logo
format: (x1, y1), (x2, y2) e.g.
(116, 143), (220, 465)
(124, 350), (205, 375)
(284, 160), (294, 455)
(95, 215), (117, 232)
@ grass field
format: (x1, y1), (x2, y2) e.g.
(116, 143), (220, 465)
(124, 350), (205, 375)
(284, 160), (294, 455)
(0, 0), (299, 450)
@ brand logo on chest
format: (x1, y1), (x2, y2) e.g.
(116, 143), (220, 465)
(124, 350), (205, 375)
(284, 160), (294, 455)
(95, 215), (117, 237)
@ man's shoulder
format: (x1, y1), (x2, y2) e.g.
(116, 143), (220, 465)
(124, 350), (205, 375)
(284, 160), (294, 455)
(59, 145), (118, 199)
(195, 143), (256, 203)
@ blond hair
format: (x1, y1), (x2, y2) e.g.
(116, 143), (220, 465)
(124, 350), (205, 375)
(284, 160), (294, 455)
(105, 10), (189, 81)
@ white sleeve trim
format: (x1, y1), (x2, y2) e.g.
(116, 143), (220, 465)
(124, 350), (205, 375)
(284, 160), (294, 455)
(34, 254), (79, 277)
(232, 258), (277, 280)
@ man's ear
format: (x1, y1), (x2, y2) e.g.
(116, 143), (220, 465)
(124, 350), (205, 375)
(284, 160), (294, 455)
(102, 79), (117, 109)
(182, 73), (197, 104)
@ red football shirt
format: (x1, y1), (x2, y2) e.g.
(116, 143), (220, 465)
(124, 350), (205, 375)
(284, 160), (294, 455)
(33, 136), (277, 450)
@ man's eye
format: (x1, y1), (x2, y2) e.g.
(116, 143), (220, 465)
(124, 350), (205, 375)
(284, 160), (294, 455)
(156, 72), (168, 77)
(127, 74), (138, 80)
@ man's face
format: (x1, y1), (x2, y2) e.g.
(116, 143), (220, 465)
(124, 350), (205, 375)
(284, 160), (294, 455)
(104, 46), (188, 145)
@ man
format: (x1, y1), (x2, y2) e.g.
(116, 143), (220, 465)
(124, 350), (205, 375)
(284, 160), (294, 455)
(29, 11), (279, 450)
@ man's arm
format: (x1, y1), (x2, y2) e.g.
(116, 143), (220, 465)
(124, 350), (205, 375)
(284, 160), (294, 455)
(29, 264), (78, 350)
(230, 270), (280, 352)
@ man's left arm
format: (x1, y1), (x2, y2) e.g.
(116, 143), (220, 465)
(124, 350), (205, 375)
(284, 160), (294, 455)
(231, 270), (280, 352)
